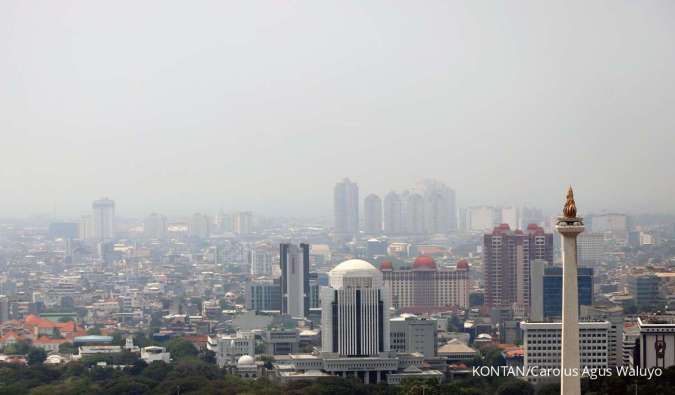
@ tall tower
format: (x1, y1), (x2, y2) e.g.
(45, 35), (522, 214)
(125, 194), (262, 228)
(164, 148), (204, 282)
(383, 192), (403, 235)
(556, 187), (584, 395)
(280, 243), (310, 318)
(364, 194), (383, 234)
(92, 198), (115, 241)
(333, 178), (359, 241)
(321, 259), (390, 356)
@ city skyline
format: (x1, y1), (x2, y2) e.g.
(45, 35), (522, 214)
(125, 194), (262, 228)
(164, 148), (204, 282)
(2, 1), (675, 218)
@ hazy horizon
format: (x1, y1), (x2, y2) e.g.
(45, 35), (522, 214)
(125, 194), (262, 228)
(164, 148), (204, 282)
(2, 1), (674, 218)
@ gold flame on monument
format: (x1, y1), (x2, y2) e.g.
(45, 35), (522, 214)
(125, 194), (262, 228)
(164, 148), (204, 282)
(563, 186), (577, 218)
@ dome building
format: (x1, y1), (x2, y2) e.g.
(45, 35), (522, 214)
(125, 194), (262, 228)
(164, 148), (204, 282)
(381, 255), (470, 310)
(321, 259), (391, 358)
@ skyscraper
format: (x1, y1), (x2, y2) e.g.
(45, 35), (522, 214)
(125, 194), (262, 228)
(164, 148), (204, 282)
(321, 259), (390, 357)
(189, 213), (210, 239)
(333, 178), (359, 241)
(280, 243), (310, 318)
(482, 223), (553, 312)
(383, 192), (403, 235)
(233, 211), (253, 235)
(417, 179), (457, 232)
(406, 193), (425, 235)
(92, 198), (115, 241)
(144, 213), (167, 239)
(364, 194), (383, 234)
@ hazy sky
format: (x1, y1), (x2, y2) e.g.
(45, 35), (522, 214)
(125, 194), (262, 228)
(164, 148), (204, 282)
(2, 1), (674, 219)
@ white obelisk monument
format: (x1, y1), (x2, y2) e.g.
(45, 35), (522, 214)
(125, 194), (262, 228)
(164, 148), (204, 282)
(556, 187), (584, 395)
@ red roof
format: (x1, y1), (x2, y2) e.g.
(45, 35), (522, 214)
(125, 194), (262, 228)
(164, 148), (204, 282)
(25, 315), (77, 332)
(413, 255), (436, 270)
(380, 261), (393, 270)
(456, 260), (469, 270)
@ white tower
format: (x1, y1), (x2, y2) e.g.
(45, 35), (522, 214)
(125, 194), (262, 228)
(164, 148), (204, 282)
(321, 259), (390, 356)
(556, 187), (584, 395)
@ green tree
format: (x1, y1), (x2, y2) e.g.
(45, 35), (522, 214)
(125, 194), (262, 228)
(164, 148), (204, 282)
(27, 348), (47, 366)
(58, 342), (75, 355)
(165, 337), (198, 360)
(495, 378), (534, 395)
(86, 326), (102, 336)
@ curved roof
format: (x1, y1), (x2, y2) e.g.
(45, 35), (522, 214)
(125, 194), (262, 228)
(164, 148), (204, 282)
(329, 259), (382, 289)
(237, 355), (255, 365)
(413, 255), (436, 270)
(330, 259), (378, 274)
(456, 260), (469, 270)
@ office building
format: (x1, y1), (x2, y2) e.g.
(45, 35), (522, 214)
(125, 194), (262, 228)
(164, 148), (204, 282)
(635, 315), (675, 369)
(246, 280), (281, 312)
(628, 274), (662, 308)
(390, 315), (437, 357)
(482, 224), (553, 311)
(92, 198), (115, 240)
(406, 193), (426, 235)
(143, 213), (167, 239)
(320, 259), (391, 357)
(538, 267), (594, 319)
(383, 192), (403, 234)
(281, 243), (310, 318)
(250, 244), (275, 277)
(581, 305), (624, 368)
(364, 194), (383, 234)
(333, 178), (359, 241)
(499, 207), (519, 230)
(577, 233), (604, 265)
(521, 321), (610, 384)
(465, 206), (497, 232)
(417, 179), (456, 232)
(381, 256), (470, 309)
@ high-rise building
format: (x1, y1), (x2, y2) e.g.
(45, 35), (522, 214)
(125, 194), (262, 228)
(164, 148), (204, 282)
(246, 279), (282, 312)
(635, 315), (675, 369)
(380, 257), (470, 309)
(189, 213), (210, 239)
(536, 267), (594, 319)
(92, 198), (115, 240)
(383, 192), (403, 235)
(482, 224), (553, 311)
(333, 178), (359, 241)
(406, 193), (425, 235)
(466, 206), (497, 232)
(250, 244), (275, 277)
(320, 259), (390, 357)
(580, 305), (624, 368)
(499, 207), (519, 230)
(233, 211), (253, 235)
(628, 274), (662, 308)
(364, 194), (383, 234)
(521, 321), (610, 385)
(78, 215), (93, 240)
(280, 243), (310, 318)
(417, 179), (456, 232)
(143, 213), (167, 239)
(577, 233), (604, 265)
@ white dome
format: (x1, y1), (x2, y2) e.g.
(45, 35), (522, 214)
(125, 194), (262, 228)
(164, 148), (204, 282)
(237, 355), (255, 365)
(329, 259), (382, 289)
